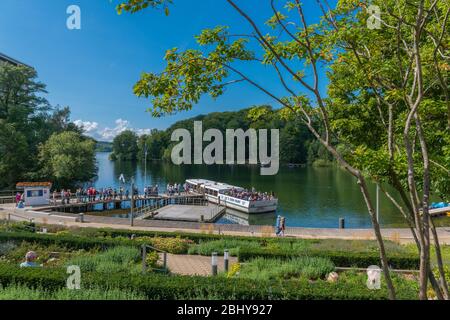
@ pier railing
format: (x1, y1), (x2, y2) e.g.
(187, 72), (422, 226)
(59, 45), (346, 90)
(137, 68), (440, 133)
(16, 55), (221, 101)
(0, 190), (18, 204)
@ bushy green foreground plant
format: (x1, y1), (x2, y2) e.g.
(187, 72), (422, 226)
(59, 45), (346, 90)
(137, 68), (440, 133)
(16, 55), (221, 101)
(238, 247), (419, 269)
(236, 257), (335, 281)
(0, 241), (16, 257)
(0, 221), (36, 233)
(0, 230), (420, 269)
(0, 263), (418, 300)
(0, 284), (145, 300)
(133, 236), (192, 254)
(66, 246), (141, 274)
(1, 241), (87, 267)
(188, 239), (263, 256)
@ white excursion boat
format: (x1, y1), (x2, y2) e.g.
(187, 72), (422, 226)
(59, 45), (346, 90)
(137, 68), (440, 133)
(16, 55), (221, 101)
(185, 179), (278, 213)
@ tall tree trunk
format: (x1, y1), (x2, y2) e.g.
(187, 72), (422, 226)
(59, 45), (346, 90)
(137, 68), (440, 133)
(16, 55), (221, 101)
(429, 217), (449, 299)
(356, 175), (396, 300)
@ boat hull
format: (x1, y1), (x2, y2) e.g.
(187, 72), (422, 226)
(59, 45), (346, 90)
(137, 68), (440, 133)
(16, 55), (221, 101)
(204, 194), (278, 213)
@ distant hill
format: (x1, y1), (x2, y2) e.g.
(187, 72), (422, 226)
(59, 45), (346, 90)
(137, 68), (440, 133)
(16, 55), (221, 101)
(96, 141), (113, 152)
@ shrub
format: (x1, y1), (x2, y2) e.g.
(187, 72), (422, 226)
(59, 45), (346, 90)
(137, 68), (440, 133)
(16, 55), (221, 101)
(135, 236), (192, 254)
(7, 222), (36, 233)
(1, 241), (86, 267)
(0, 241), (16, 257)
(188, 239), (261, 256)
(238, 247), (419, 269)
(236, 257), (335, 281)
(0, 263), (418, 300)
(0, 231), (137, 252)
(145, 251), (159, 268)
(66, 246), (141, 274)
(0, 284), (146, 300)
(227, 263), (241, 278)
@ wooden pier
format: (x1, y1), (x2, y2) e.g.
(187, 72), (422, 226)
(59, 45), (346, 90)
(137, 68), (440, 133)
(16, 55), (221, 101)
(136, 203), (226, 223)
(35, 193), (205, 214)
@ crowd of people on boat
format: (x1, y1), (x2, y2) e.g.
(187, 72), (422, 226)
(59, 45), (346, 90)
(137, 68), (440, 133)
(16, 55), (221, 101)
(223, 187), (276, 202)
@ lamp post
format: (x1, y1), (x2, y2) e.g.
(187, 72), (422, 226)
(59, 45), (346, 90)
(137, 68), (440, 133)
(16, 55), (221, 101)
(224, 249), (229, 273)
(144, 142), (148, 191)
(130, 177), (135, 227)
(211, 252), (218, 276)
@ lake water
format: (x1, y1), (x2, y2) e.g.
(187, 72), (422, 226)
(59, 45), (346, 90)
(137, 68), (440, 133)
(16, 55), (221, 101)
(92, 152), (447, 228)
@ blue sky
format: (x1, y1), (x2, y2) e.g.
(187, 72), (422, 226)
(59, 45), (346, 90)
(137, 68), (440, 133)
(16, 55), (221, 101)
(0, 0), (332, 141)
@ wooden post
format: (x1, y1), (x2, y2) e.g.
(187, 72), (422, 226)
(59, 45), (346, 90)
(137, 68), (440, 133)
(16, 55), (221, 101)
(163, 252), (167, 272)
(130, 181), (134, 227)
(339, 218), (345, 229)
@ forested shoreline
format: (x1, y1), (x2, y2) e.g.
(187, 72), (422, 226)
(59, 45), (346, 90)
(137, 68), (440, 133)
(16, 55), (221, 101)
(109, 106), (332, 165)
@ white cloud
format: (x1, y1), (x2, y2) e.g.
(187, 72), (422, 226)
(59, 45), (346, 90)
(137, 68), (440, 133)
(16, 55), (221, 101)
(73, 120), (99, 133)
(74, 118), (153, 142)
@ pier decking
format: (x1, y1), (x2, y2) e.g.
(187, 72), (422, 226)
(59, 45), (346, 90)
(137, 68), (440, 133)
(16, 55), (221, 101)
(34, 193), (205, 214)
(138, 203), (226, 222)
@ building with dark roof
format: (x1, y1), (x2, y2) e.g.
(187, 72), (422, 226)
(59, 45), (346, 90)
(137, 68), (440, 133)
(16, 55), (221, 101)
(0, 52), (30, 67)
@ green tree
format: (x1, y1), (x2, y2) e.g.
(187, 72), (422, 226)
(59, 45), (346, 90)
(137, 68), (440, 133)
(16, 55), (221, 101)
(0, 62), (84, 188)
(0, 121), (28, 185)
(38, 131), (97, 188)
(116, 0), (449, 299)
(138, 129), (168, 160)
(111, 130), (139, 161)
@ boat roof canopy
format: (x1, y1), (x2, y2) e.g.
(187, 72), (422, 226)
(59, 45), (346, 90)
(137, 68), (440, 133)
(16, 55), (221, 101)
(186, 179), (243, 192)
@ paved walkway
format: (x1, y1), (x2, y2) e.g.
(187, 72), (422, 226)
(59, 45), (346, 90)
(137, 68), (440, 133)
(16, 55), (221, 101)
(161, 254), (238, 276)
(2, 203), (450, 244)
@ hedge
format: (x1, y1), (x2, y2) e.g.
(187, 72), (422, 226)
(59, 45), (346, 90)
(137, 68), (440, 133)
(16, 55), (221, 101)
(0, 231), (419, 269)
(238, 248), (420, 270)
(0, 231), (137, 251)
(76, 227), (296, 244)
(0, 263), (417, 300)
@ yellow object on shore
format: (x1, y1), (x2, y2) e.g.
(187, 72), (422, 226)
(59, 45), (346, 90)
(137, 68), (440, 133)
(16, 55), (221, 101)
(447, 212), (450, 217)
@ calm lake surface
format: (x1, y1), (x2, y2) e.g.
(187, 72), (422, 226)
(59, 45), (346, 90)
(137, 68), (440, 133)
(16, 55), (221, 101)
(92, 152), (447, 229)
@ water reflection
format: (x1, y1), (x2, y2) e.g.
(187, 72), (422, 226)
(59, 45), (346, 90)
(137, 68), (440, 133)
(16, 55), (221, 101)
(92, 152), (424, 228)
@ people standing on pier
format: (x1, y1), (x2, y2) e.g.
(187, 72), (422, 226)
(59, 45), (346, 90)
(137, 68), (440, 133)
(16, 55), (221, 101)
(15, 192), (21, 205)
(275, 215), (281, 236)
(60, 189), (65, 205)
(65, 190), (71, 204)
(53, 190), (57, 205)
(75, 188), (81, 203)
(17, 199), (25, 208)
(280, 216), (286, 237)
(275, 215), (286, 237)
